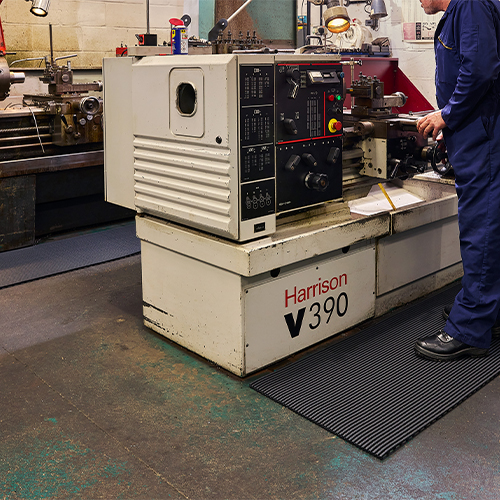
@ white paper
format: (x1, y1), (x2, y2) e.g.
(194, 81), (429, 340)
(348, 184), (423, 216)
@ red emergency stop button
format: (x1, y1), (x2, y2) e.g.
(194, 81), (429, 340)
(328, 119), (342, 133)
(328, 94), (335, 102)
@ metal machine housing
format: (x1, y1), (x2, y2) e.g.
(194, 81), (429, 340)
(104, 53), (344, 241)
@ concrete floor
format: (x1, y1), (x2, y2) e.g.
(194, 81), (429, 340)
(1, 252), (500, 499)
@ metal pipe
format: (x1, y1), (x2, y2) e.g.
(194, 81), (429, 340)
(0, 126), (50, 134)
(49, 23), (54, 65)
(146, 0), (150, 34)
(227, 0), (254, 23)
(306, 0), (311, 40)
(54, 54), (78, 62)
(9, 56), (46, 66)
(342, 148), (364, 160)
(0, 134), (52, 145)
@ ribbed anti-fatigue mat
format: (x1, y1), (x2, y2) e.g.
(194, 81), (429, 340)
(0, 223), (140, 289)
(251, 283), (500, 459)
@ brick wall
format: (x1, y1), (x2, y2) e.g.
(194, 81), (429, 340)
(1, 0), (184, 68)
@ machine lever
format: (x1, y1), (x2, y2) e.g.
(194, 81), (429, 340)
(388, 159), (400, 179)
(287, 78), (300, 99)
(327, 147), (340, 164)
(283, 118), (298, 135)
(284, 154), (301, 172)
(286, 67), (301, 99)
(301, 153), (318, 168)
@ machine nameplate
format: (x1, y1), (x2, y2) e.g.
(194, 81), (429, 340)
(244, 244), (376, 372)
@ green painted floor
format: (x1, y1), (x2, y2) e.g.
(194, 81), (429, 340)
(1, 254), (500, 499)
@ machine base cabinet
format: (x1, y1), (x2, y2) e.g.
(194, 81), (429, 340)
(243, 245), (375, 373)
(141, 230), (375, 376)
(137, 178), (463, 377)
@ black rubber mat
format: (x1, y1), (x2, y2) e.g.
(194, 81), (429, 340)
(251, 283), (500, 459)
(0, 222), (140, 289)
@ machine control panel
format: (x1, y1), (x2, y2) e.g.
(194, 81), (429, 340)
(275, 62), (344, 212)
(239, 65), (276, 222)
(238, 60), (344, 223)
(239, 61), (344, 220)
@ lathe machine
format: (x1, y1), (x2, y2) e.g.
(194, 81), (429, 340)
(1, 28), (132, 251)
(104, 53), (459, 376)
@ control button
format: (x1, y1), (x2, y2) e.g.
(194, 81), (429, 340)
(328, 119), (342, 133)
(328, 95), (335, 102)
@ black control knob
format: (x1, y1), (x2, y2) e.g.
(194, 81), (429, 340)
(301, 153), (318, 168)
(283, 118), (298, 135)
(286, 67), (301, 80)
(284, 154), (301, 172)
(304, 172), (329, 192)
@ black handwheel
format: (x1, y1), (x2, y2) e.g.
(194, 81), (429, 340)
(431, 140), (453, 176)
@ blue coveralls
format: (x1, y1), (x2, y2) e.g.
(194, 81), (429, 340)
(438, 0), (500, 349)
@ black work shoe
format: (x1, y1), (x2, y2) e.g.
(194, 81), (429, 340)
(443, 304), (500, 336)
(415, 330), (489, 361)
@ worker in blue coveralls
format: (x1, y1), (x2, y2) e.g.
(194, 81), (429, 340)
(415, 0), (500, 360)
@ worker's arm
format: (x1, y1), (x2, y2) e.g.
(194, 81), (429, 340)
(440, 0), (500, 131)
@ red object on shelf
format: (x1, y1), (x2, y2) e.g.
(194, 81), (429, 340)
(169, 18), (184, 26)
(341, 57), (434, 113)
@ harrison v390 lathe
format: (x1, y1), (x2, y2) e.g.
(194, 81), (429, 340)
(104, 53), (460, 376)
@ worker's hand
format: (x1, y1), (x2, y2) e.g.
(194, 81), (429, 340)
(417, 111), (447, 141)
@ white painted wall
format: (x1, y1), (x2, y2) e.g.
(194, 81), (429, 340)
(298, 0), (438, 107)
(1, 0), (184, 68)
(1, 0), (436, 106)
